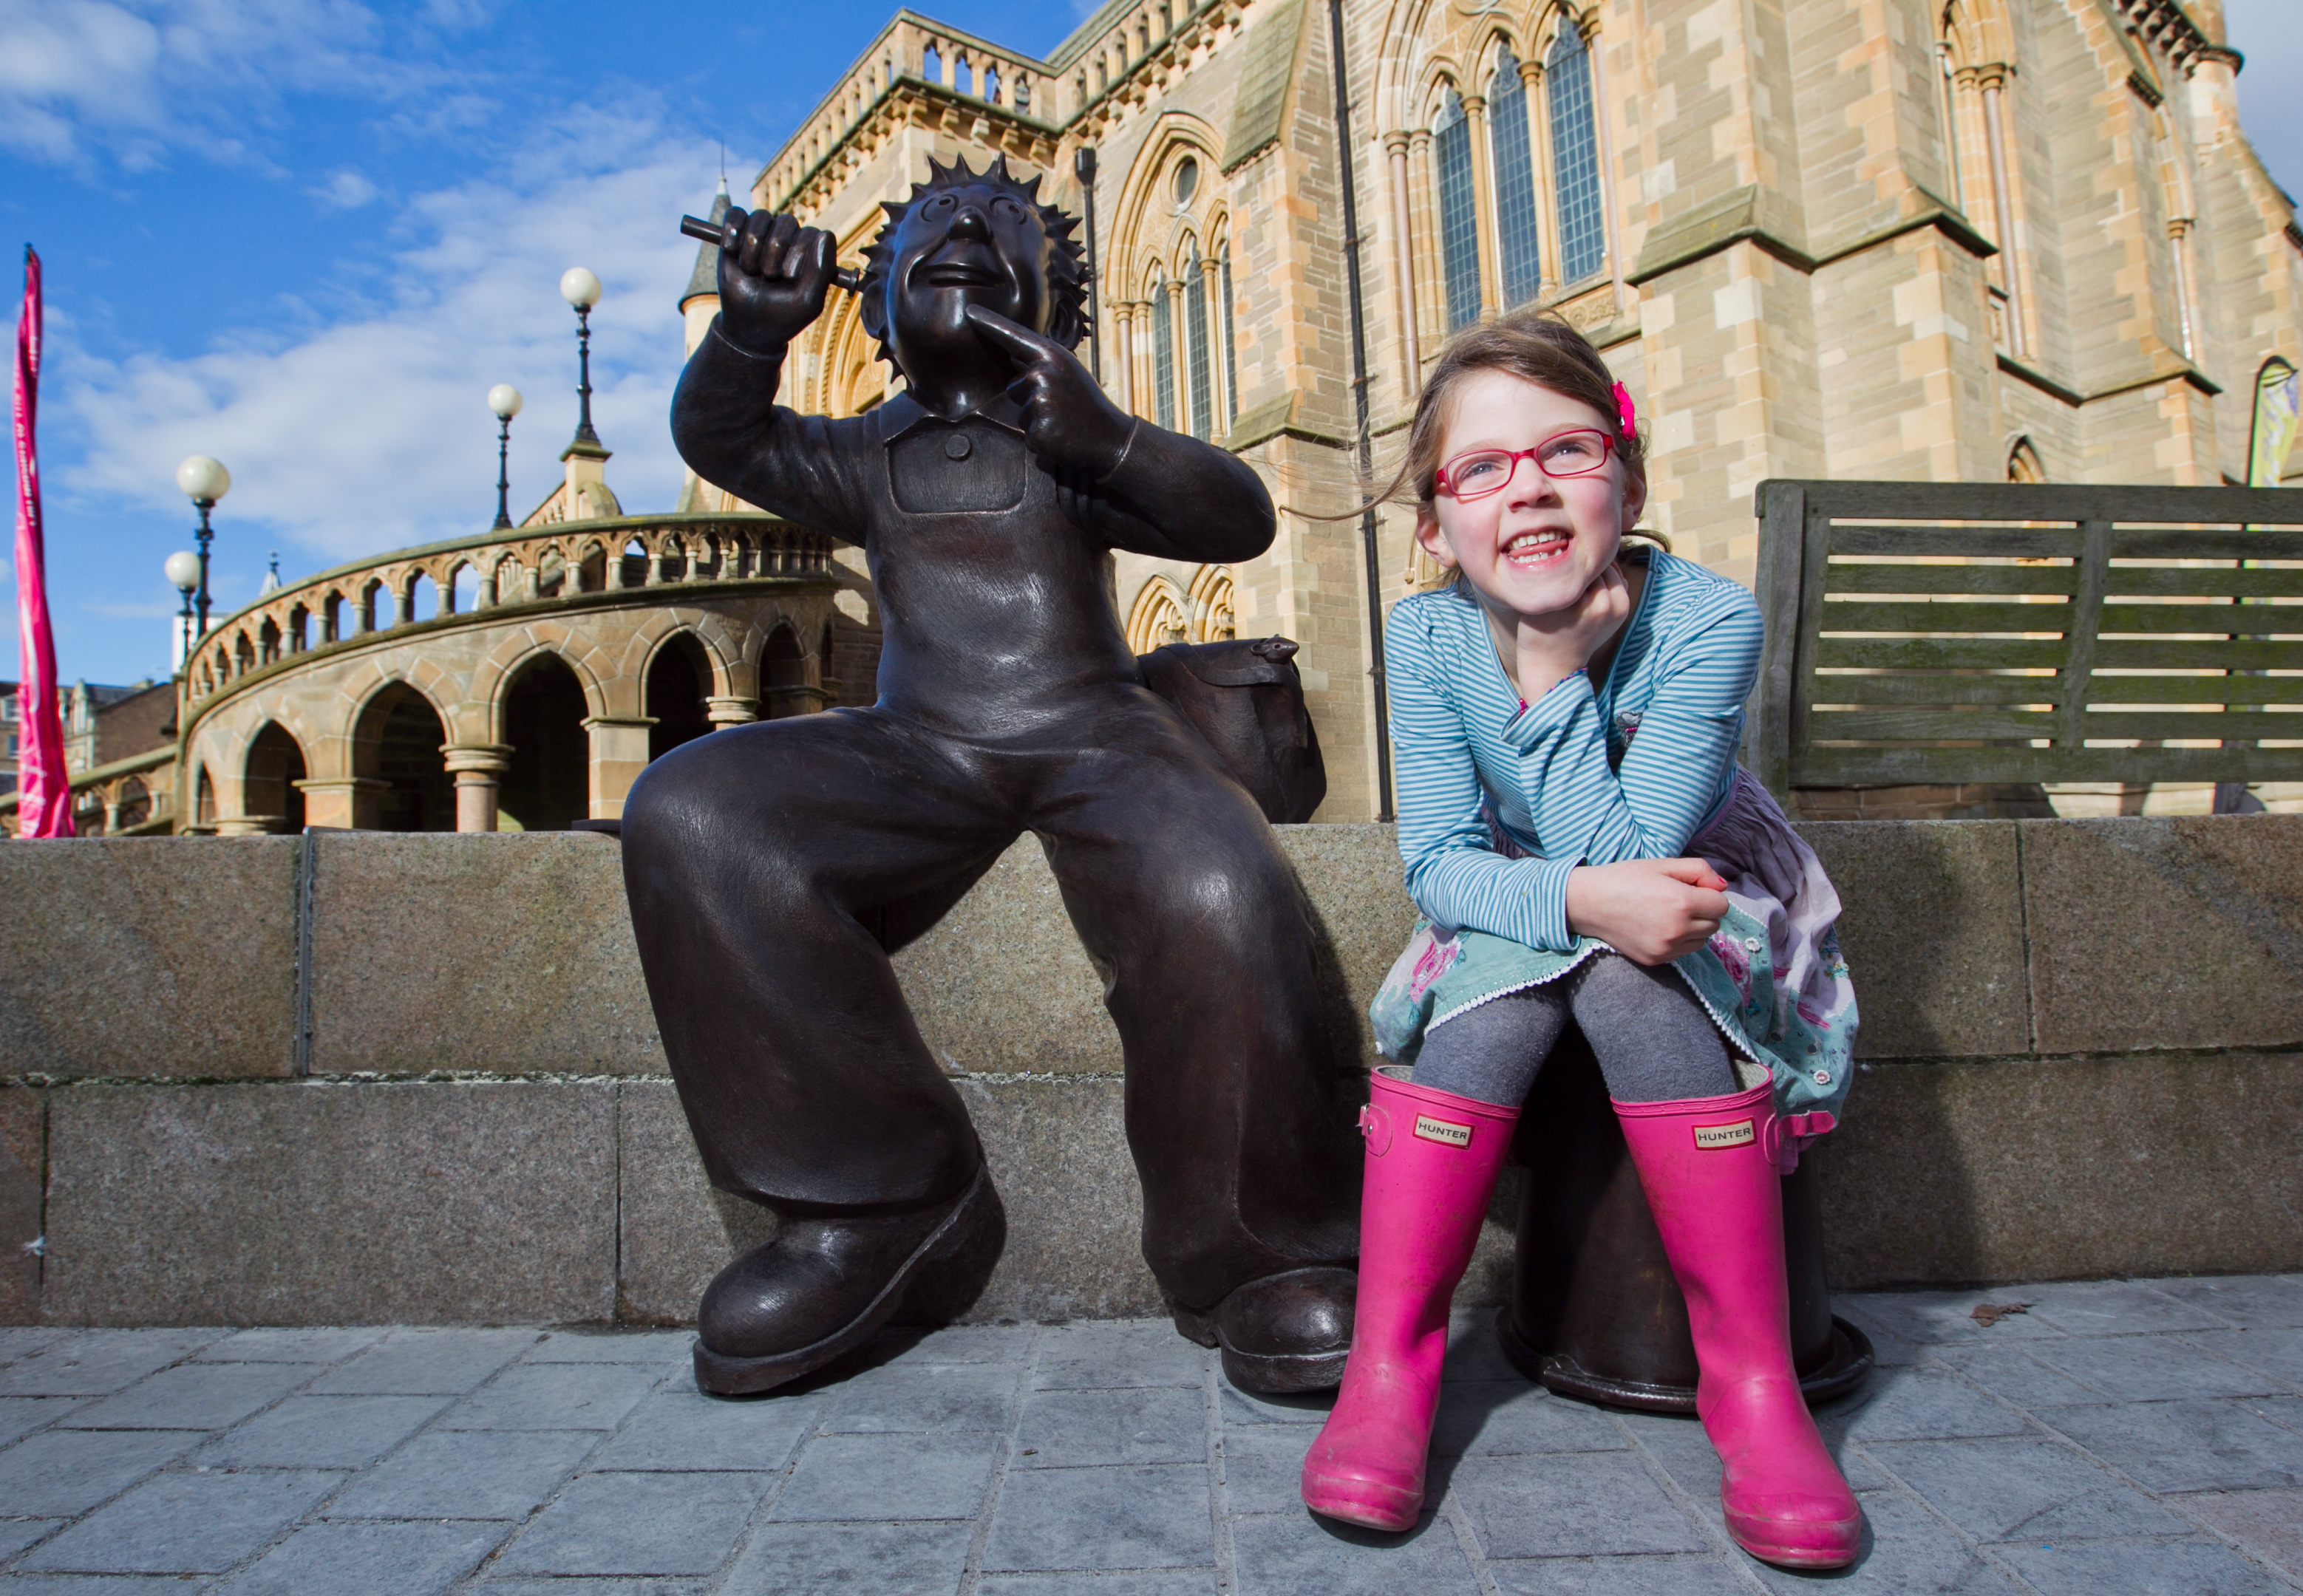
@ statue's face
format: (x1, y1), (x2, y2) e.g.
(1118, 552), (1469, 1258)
(882, 182), (1052, 376)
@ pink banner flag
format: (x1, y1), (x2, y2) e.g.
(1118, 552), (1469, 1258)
(13, 245), (72, 839)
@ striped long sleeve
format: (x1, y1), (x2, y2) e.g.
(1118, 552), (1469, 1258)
(1387, 555), (1763, 954)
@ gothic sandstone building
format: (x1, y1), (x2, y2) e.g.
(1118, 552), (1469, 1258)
(142, 0), (2299, 833)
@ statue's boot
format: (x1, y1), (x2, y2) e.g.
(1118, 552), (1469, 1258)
(693, 1164), (1001, 1396)
(1173, 1266), (1358, 1394)
(1616, 1083), (1862, 1569)
(1299, 1070), (1518, 1530)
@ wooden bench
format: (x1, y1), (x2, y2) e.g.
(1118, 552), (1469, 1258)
(1744, 480), (2303, 799)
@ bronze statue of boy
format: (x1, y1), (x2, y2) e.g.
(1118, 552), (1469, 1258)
(625, 156), (1360, 1396)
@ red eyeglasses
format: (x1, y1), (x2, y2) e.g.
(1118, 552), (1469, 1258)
(1433, 429), (1618, 500)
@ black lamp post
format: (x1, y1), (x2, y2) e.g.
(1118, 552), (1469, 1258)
(488, 383), (523, 529)
(174, 455), (230, 641)
(559, 268), (603, 448)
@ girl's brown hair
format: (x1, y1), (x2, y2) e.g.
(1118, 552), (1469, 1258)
(1376, 313), (1665, 593)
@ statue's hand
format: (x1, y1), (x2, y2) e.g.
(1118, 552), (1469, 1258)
(965, 305), (1135, 479)
(716, 207), (835, 355)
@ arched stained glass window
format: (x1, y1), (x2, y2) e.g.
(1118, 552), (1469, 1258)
(1548, 27), (1605, 283)
(1435, 91), (1482, 330)
(1218, 244), (1239, 432)
(1185, 245), (1214, 440)
(1490, 49), (1542, 306)
(1153, 276), (1177, 431)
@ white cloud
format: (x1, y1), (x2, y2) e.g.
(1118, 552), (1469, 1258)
(0, 0), (441, 168)
(53, 104), (732, 565)
(311, 168), (380, 208)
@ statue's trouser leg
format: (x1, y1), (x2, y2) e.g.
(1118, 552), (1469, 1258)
(1026, 706), (1363, 1333)
(621, 712), (1019, 1385)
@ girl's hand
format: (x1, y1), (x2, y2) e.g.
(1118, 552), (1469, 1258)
(1564, 856), (1730, 965)
(1515, 563), (1632, 694)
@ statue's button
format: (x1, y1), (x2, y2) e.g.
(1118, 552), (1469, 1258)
(944, 432), (973, 460)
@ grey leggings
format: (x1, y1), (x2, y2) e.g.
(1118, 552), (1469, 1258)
(1411, 952), (1739, 1108)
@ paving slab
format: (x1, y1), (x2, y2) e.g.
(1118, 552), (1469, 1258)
(1031, 1320), (1206, 1391)
(196, 1394), (452, 1469)
(17, 1467), (342, 1574)
(1228, 1510), (1474, 1595)
(765, 1431), (1002, 1522)
(2146, 1275), (2303, 1331)
(2021, 1279), (2239, 1337)
(436, 1362), (662, 1431)
(62, 1360), (314, 1430)
(1012, 1385), (1208, 1468)
(306, 1328), (541, 1395)
(0, 1428), (206, 1518)
(0, 1331), (224, 1397)
(586, 1387), (823, 1472)
(1868, 1435), (2191, 1542)
(0, 1397), (84, 1447)
(2188, 1327), (2303, 1391)
(1995, 1536), (2295, 1596)
(2049, 1397), (2303, 1493)
(1484, 1554), (1751, 1596)
(2183, 1487), (2303, 1583)
(720, 1520), (974, 1596)
(820, 1360), (1019, 1435)
(495, 1471), (772, 1576)
(981, 1461), (1214, 1572)
(3, 1281), (2302, 1594)
(1451, 1451), (1708, 1559)
(193, 1327), (390, 1364)
(322, 1428), (601, 1520)
(2025, 1334), (2289, 1402)
(525, 1331), (695, 1365)
(212, 1519), (506, 1595)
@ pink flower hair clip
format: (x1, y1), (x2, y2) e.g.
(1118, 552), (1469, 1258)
(1612, 381), (1637, 439)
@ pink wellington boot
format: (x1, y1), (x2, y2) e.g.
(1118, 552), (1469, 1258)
(1614, 1082), (1863, 1569)
(1301, 1069), (1518, 1531)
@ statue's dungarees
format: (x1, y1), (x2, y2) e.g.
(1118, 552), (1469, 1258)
(621, 324), (1361, 1320)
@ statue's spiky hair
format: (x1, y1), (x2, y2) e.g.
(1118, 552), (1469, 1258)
(857, 153), (1089, 376)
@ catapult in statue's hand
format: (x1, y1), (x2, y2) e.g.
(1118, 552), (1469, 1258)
(966, 304), (1137, 480)
(717, 207), (836, 355)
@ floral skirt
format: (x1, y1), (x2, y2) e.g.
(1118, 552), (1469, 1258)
(1369, 767), (1857, 1127)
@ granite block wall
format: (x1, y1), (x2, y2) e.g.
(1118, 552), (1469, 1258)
(1, 816), (2296, 1326)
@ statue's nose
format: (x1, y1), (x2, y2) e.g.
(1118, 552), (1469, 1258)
(949, 205), (990, 242)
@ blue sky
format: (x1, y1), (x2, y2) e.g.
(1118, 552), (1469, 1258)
(4, 0), (2301, 687)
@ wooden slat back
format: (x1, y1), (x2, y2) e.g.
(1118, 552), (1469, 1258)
(1747, 481), (2303, 792)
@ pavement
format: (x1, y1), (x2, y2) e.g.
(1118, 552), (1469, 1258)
(0, 1275), (2299, 1595)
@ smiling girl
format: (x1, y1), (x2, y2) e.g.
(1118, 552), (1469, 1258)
(1300, 316), (1861, 1569)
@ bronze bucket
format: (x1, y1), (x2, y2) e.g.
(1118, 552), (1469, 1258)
(1498, 1027), (1871, 1413)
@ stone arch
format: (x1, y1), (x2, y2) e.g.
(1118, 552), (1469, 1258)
(477, 637), (610, 743)
(2007, 436), (2047, 483)
(243, 721), (308, 833)
(757, 623), (816, 720)
(575, 541), (608, 594)
(1125, 575), (1190, 653)
(647, 630), (718, 758)
(1188, 563), (1239, 641)
(350, 680), (454, 831)
(498, 652), (591, 832)
(1109, 112), (1227, 314)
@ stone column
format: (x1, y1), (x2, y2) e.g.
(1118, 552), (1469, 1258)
(212, 816), (279, 837)
(585, 717), (656, 820)
(1461, 93), (1501, 315)
(705, 696), (760, 729)
(1114, 305), (1135, 414)
(1409, 129), (1435, 345)
(1384, 132), (1421, 391)
(1973, 65), (2027, 359)
(443, 745), (513, 833)
(296, 777), (388, 831)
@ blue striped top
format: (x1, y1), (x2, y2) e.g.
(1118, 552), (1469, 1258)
(1387, 550), (1765, 952)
